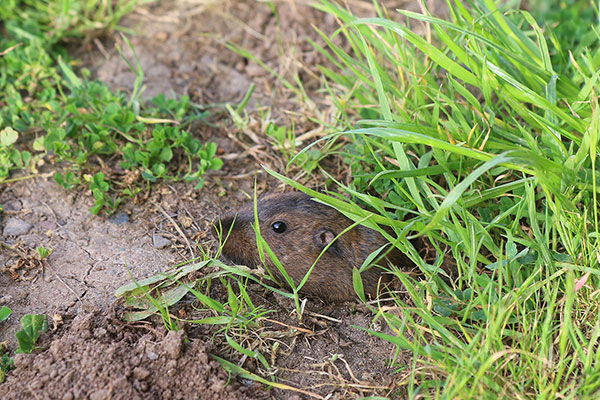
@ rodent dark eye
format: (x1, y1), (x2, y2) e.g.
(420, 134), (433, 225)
(271, 221), (287, 234)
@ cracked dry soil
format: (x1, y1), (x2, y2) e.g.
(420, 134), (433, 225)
(0, 1), (446, 398)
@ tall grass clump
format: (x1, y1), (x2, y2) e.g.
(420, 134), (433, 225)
(276, 0), (600, 398)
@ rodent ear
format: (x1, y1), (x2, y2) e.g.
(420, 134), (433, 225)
(315, 229), (335, 249)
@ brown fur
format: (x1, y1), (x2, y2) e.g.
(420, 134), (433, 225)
(216, 192), (413, 302)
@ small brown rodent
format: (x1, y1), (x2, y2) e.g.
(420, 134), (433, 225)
(216, 192), (413, 302)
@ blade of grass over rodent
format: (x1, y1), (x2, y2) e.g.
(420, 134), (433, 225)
(251, 201), (287, 290)
(264, 166), (414, 233)
(252, 231), (299, 302)
(213, 212), (247, 261)
(294, 214), (374, 301)
(250, 186), (303, 315)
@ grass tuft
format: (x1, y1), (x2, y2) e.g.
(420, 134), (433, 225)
(264, 0), (600, 397)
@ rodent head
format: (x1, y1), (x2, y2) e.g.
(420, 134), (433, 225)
(216, 192), (396, 302)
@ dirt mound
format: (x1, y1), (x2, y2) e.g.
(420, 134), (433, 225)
(0, 311), (265, 400)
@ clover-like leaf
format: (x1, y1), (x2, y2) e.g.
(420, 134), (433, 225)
(16, 314), (48, 354)
(0, 127), (18, 147)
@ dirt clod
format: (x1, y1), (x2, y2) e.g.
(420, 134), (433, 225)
(162, 330), (184, 360)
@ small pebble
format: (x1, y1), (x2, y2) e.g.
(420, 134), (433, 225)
(152, 233), (170, 249)
(166, 360), (177, 371)
(94, 328), (107, 338)
(3, 217), (32, 236)
(108, 212), (129, 225)
(29, 379), (43, 390)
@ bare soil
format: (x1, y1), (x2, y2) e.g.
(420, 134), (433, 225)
(0, 1), (446, 398)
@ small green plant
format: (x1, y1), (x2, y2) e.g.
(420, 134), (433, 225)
(0, 127), (31, 182)
(15, 314), (48, 354)
(46, 58), (222, 214)
(264, 122), (324, 174)
(265, 122), (296, 162)
(183, 142), (224, 189)
(0, 306), (12, 383)
(0, 307), (11, 322)
(35, 246), (52, 259)
(225, 83), (255, 132)
(53, 171), (78, 189)
(0, 310), (47, 383)
(85, 172), (120, 215)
